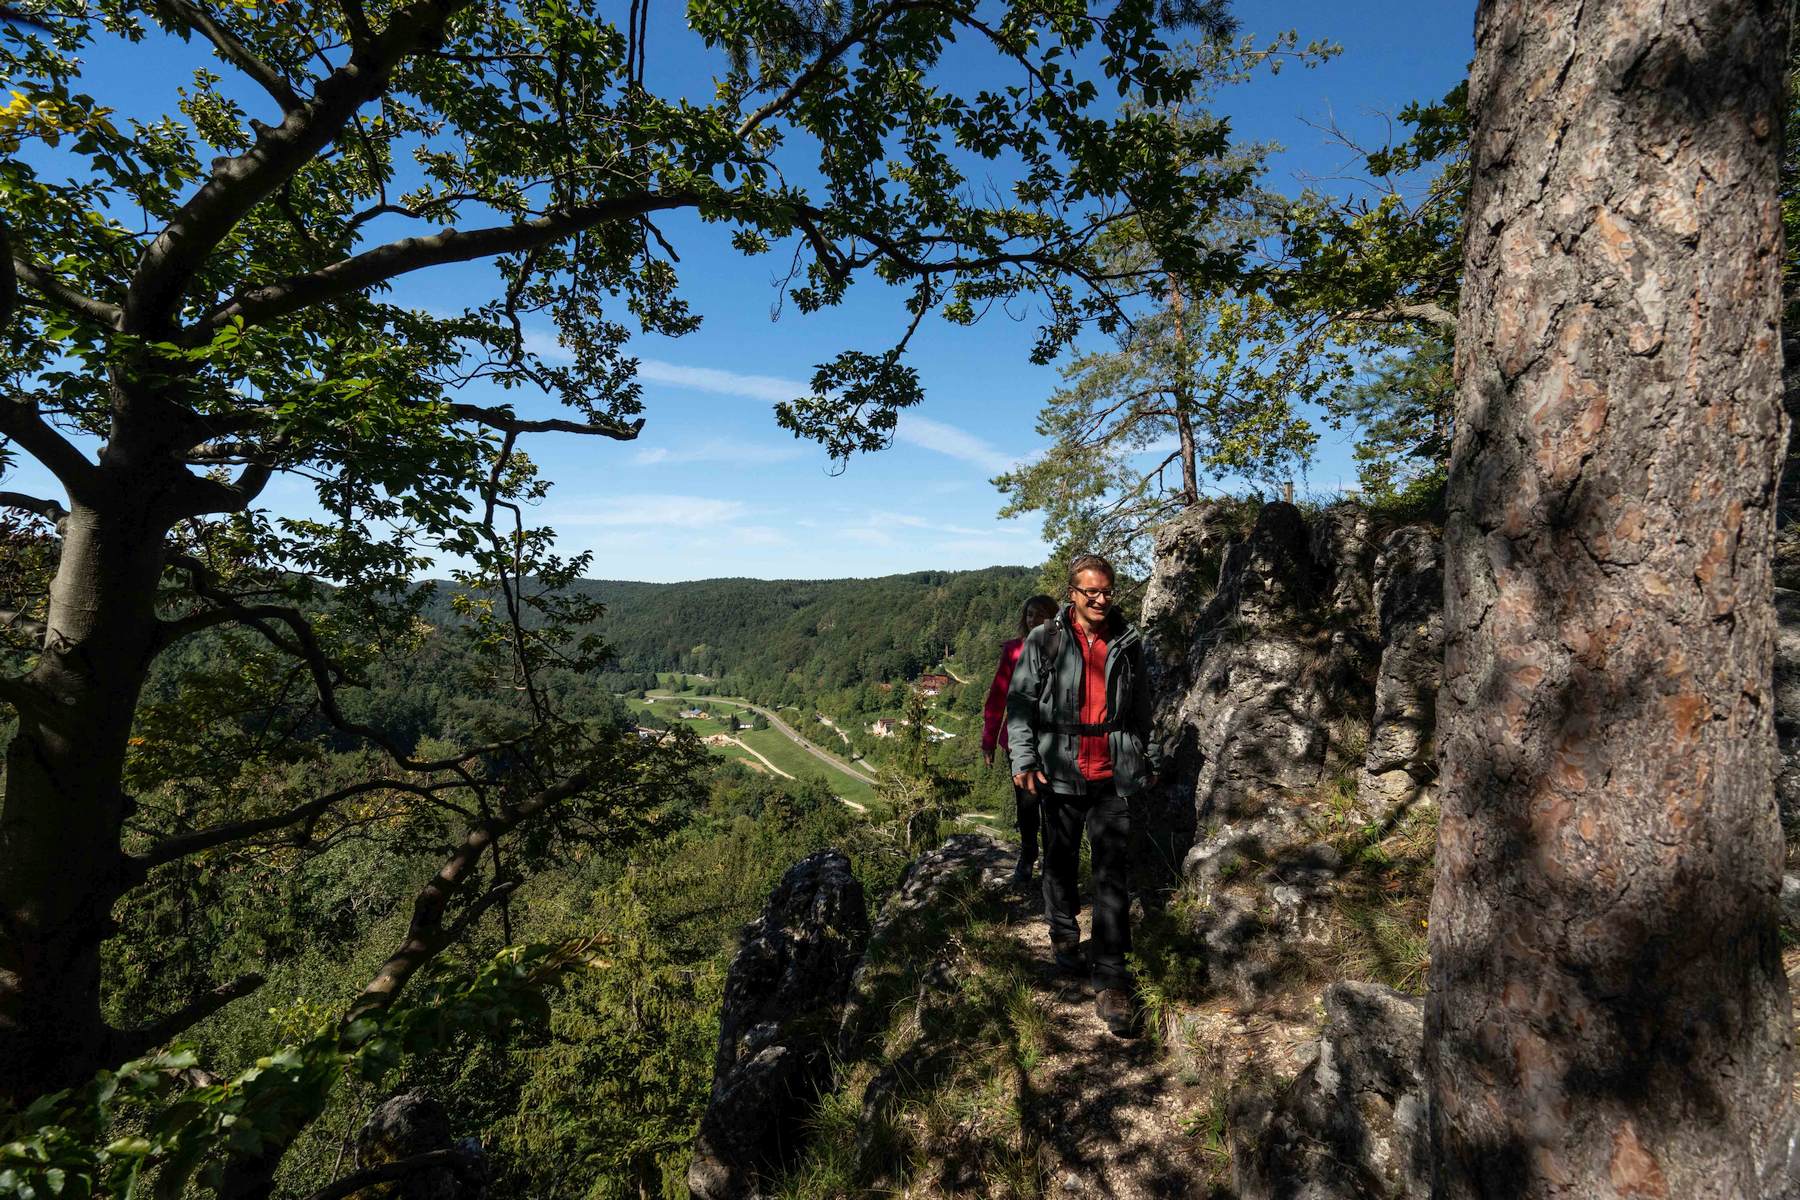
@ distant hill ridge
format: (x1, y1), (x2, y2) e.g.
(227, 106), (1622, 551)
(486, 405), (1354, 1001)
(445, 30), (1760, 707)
(570, 567), (1038, 699)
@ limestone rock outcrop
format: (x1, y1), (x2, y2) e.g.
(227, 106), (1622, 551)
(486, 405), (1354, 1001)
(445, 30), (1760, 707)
(688, 849), (870, 1200)
(1153, 502), (1380, 834)
(1357, 527), (1445, 814)
(1145, 502), (1427, 1001)
(837, 833), (1013, 1061)
(1232, 982), (1429, 1200)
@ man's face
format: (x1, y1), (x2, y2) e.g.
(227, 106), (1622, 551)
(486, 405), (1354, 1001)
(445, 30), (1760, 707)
(1069, 567), (1114, 629)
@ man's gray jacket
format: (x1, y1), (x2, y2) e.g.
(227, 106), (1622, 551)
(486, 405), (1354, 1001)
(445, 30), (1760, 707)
(1003, 603), (1165, 797)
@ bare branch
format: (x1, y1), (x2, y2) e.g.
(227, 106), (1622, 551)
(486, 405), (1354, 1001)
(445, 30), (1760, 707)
(11, 256), (121, 327)
(157, 553), (527, 774)
(1341, 300), (1457, 331)
(107, 972), (266, 1061)
(0, 399), (101, 496)
(297, 1150), (469, 1200)
(441, 880), (518, 946)
(131, 778), (468, 876)
(0, 491), (69, 528)
(0, 609), (46, 643)
(193, 191), (699, 335)
(449, 402), (644, 441)
(155, 0), (303, 111)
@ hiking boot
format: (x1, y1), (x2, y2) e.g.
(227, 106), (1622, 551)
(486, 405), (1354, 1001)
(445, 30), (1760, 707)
(1010, 858), (1035, 891)
(1095, 987), (1138, 1038)
(1051, 937), (1085, 976)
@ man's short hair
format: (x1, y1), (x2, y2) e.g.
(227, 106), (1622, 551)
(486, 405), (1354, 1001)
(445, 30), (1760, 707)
(1067, 553), (1116, 586)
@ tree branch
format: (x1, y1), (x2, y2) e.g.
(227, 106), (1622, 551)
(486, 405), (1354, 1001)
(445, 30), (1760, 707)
(0, 399), (101, 496)
(157, 554), (527, 774)
(193, 191), (698, 335)
(734, 0), (918, 140)
(1342, 300), (1457, 331)
(106, 972), (266, 1061)
(0, 491), (69, 529)
(155, 0), (303, 112)
(449, 402), (644, 441)
(297, 1150), (469, 1200)
(131, 778), (466, 877)
(0, 609), (47, 644)
(0, 215), (14, 331)
(441, 880), (518, 946)
(11, 256), (121, 327)
(124, 0), (477, 336)
(345, 767), (597, 1024)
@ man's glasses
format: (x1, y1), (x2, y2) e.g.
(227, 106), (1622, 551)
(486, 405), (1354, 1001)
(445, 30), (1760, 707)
(1071, 586), (1114, 600)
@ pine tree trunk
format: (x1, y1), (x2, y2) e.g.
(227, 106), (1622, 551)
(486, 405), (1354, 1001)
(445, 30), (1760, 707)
(1428, 2), (1796, 1196)
(0, 491), (167, 1104)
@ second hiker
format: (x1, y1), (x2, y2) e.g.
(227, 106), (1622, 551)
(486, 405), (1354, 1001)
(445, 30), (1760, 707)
(982, 593), (1060, 891)
(1005, 553), (1164, 1037)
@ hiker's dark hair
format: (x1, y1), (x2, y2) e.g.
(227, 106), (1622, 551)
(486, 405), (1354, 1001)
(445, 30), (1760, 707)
(1019, 594), (1058, 637)
(1067, 554), (1115, 586)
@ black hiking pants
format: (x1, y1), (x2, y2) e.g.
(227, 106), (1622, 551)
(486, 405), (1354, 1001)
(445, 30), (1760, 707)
(1013, 783), (1040, 872)
(1040, 783), (1130, 990)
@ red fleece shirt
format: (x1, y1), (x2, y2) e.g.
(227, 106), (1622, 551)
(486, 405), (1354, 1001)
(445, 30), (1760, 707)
(1073, 620), (1113, 782)
(981, 637), (1024, 754)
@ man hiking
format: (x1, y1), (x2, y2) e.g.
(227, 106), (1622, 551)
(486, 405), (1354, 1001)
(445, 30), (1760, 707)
(1005, 553), (1164, 1037)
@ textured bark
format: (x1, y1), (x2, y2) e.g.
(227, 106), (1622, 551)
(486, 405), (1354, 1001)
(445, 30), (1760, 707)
(1427, 2), (1796, 1198)
(0, 485), (171, 1102)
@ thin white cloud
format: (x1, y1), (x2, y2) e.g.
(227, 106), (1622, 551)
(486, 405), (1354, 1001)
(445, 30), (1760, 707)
(631, 438), (804, 466)
(894, 414), (1019, 475)
(522, 331), (805, 404)
(554, 495), (749, 529)
(736, 525), (791, 547)
(635, 360), (803, 404)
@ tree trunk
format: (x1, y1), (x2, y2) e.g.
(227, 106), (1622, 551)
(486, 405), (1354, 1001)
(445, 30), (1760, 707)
(0, 488), (168, 1104)
(1428, 2), (1796, 1197)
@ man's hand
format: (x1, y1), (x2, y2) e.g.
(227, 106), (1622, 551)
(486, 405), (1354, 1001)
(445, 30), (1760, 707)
(1013, 769), (1048, 795)
(982, 745), (996, 767)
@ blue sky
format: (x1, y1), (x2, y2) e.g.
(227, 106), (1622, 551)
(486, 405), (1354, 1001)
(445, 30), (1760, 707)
(9, 1), (1476, 582)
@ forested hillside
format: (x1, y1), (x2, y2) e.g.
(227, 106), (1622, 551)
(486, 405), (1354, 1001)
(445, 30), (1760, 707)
(575, 568), (1038, 701)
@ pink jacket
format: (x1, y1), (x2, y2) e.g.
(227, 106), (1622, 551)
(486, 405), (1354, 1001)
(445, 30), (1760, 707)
(981, 638), (1025, 754)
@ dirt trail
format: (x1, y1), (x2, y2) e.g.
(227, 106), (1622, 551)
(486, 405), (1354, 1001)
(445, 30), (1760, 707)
(725, 737), (793, 779)
(1005, 894), (1217, 1199)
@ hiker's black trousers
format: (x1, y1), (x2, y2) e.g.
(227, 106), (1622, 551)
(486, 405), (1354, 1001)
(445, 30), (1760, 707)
(1013, 784), (1040, 871)
(1040, 783), (1130, 989)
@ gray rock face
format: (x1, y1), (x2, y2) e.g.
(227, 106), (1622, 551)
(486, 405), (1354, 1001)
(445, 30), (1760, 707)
(1308, 503), (1378, 634)
(1152, 502), (1376, 834)
(354, 1091), (487, 1200)
(688, 849), (871, 1200)
(1140, 500), (1241, 663)
(1357, 528), (1445, 815)
(1232, 982), (1429, 1200)
(837, 834), (1012, 1060)
(1152, 503), (1339, 831)
(1143, 503), (1442, 1003)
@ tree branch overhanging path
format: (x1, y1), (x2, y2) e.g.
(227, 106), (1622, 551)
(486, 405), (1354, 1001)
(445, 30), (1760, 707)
(0, 0), (1255, 1192)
